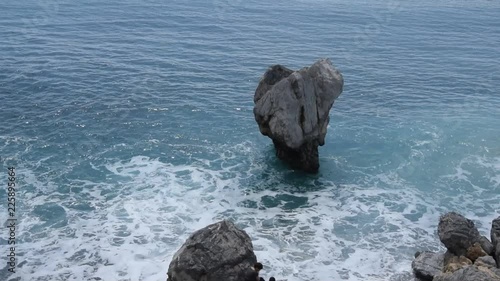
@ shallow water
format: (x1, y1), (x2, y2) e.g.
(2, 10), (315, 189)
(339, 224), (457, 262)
(1, 0), (499, 280)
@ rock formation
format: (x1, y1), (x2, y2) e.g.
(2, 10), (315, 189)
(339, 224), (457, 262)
(492, 217), (500, 267)
(433, 265), (500, 281)
(166, 220), (257, 281)
(412, 213), (500, 281)
(437, 212), (481, 256)
(479, 235), (495, 255)
(253, 59), (343, 173)
(412, 252), (444, 280)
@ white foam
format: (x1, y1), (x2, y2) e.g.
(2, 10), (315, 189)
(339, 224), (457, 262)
(6, 141), (500, 281)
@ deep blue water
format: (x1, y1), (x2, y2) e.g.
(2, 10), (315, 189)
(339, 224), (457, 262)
(1, 0), (499, 280)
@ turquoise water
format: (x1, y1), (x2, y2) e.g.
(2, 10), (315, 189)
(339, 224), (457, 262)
(1, 0), (499, 280)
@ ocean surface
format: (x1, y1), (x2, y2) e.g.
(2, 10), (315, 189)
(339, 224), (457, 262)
(1, 0), (500, 280)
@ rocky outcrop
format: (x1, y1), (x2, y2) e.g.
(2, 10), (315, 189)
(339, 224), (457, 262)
(167, 220), (257, 281)
(253, 59), (343, 173)
(433, 265), (500, 281)
(492, 217), (500, 267)
(437, 212), (481, 256)
(412, 212), (500, 281)
(412, 252), (444, 280)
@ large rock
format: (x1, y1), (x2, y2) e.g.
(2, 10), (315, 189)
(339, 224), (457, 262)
(434, 265), (500, 281)
(438, 212), (481, 256)
(497, 243), (500, 269)
(167, 220), (257, 281)
(492, 217), (500, 268)
(412, 251), (444, 280)
(253, 59), (343, 173)
(492, 217), (500, 246)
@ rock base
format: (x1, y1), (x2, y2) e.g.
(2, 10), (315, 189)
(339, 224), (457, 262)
(273, 140), (319, 173)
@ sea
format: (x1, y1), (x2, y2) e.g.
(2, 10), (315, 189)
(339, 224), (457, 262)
(0, 0), (499, 280)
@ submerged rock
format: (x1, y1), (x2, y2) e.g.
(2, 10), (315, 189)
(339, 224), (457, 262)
(411, 251), (444, 280)
(438, 212), (481, 256)
(166, 220), (257, 281)
(253, 59), (343, 173)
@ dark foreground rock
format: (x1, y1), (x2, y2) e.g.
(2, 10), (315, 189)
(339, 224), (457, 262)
(492, 217), (500, 267)
(475, 255), (497, 268)
(167, 220), (257, 281)
(479, 235), (495, 256)
(412, 212), (500, 281)
(433, 265), (500, 281)
(412, 251), (444, 280)
(253, 59), (343, 173)
(492, 217), (500, 246)
(438, 212), (480, 256)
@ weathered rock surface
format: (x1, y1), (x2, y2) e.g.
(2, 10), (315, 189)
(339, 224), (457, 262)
(253, 59), (343, 173)
(413, 213), (500, 280)
(479, 235), (495, 256)
(492, 217), (500, 247)
(412, 251), (444, 280)
(167, 220), (257, 281)
(466, 242), (487, 262)
(475, 256), (497, 268)
(434, 265), (500, 281)
(497, 243), (500, 269)
(497, 246), (500, 268)
(443, 253), (472, 273)
(438, 212), (481, 256)
(492, 217), (500, 268)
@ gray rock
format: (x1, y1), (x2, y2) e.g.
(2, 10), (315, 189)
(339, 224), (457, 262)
(492, 217), (500, 247)
(167, 220), (257, 281)
(438, 212), (481, 256)
(475, 256), (497, 268)
(443, 252), (472, 273)
(434, 265), (500, 281)
(479, 236), (494, 256)
(492, 217), (500, 268)
(411, 251), (444, 280)
(496, 243), (500, 269)
(253, 59), (343, 173)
